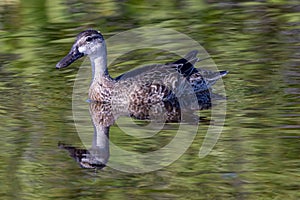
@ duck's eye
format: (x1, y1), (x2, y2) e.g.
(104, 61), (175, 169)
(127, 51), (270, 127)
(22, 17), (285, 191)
(86, 37), (93, 42)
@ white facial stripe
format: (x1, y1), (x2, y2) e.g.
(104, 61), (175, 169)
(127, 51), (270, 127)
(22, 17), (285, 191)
(78, 46), (86, 53)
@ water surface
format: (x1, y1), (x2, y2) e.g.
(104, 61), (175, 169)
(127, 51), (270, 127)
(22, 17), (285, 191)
(0, 1), (299, 199)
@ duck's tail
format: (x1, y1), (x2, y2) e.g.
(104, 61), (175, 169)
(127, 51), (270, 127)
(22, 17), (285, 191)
(199, 69), (228, 86)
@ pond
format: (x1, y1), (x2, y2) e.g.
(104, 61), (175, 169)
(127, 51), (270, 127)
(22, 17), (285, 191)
(0, 1), (299, 199)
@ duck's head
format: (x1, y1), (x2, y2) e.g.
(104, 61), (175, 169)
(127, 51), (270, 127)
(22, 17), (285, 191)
(56, 30), (105, 69)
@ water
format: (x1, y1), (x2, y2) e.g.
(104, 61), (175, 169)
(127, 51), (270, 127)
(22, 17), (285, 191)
(0, 1), (299, 199)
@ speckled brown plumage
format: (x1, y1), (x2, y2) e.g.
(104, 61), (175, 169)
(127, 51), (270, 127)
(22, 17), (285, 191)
(56, 30), (228, 118)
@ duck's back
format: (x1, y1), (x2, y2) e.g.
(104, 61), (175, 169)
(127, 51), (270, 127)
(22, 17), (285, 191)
(96, 51), (227, 111)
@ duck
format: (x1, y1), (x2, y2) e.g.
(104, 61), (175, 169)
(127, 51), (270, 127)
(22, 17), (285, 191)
(56, 29), (227, 110)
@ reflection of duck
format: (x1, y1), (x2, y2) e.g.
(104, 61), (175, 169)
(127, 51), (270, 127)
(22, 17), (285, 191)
(58, 142), (107, 170)
(56, 29), (227, 109)
(58, 104), (111, 170)
(59, 100), (213, 169)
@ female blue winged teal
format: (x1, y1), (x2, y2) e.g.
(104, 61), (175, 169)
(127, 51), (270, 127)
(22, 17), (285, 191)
(56, 29), (227, 110)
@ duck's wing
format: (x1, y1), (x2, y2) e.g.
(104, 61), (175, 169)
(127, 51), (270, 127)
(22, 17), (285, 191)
(171, 50), (228, 91)
(115, 50), (200, 81)
(114, 50), (227, 93)
(171, 50), (200, 77)
(114, 63), (164, 81)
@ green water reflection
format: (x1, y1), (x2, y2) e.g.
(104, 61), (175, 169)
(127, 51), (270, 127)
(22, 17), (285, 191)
(0, 0), (299, 199)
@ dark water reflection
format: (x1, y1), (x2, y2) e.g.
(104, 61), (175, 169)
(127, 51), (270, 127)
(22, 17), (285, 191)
(0, 1), (299, 199)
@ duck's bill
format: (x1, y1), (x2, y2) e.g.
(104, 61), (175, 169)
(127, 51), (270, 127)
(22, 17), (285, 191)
(56, 48), (84, 69)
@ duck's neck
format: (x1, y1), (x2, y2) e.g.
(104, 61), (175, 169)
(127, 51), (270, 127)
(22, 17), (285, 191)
(90, 43), (110, 82)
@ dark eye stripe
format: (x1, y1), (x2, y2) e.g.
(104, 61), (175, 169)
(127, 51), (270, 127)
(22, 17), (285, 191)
(86, 35), (102, 42)
(86, 37), (93, 42)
